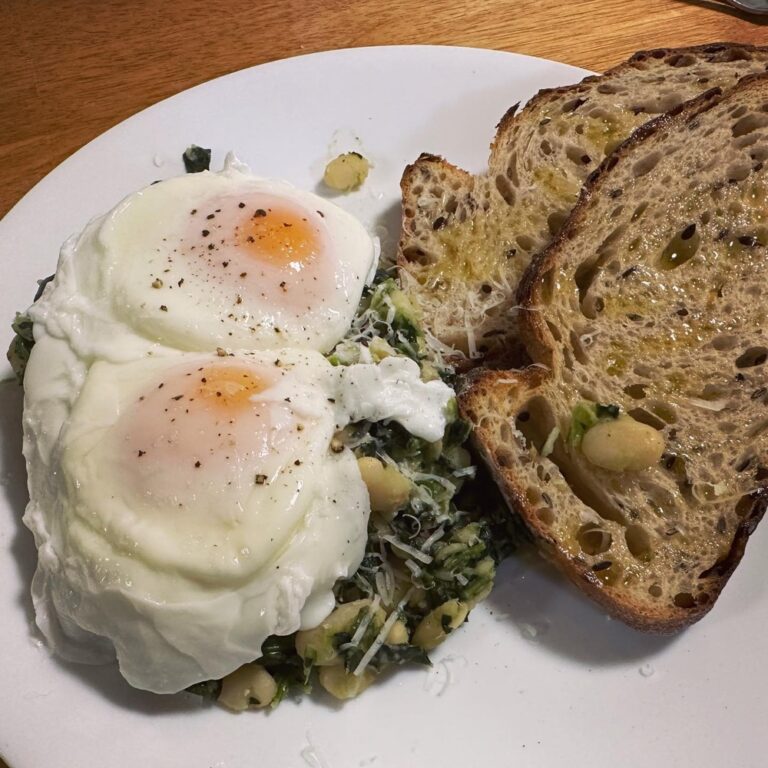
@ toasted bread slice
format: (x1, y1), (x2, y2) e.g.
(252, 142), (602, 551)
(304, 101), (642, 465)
(398, 43), (768, 368)
(459, 78), (768, 631)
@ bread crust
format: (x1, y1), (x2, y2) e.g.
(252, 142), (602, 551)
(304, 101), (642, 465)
(491, 42), (768, 163)
(399, 42), (768, 367)
(516, 86), (726, 347)
(463, 74), (768, 631)
(465, 373), (768, 631)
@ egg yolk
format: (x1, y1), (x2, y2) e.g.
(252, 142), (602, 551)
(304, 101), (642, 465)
(118, 360), (287, 504)
(236, 204), (320, 268)
(194, 365), (265, 410)
(175, 192), (336, 327)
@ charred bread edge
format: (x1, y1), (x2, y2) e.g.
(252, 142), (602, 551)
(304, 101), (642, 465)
(463, 75), (768, 631)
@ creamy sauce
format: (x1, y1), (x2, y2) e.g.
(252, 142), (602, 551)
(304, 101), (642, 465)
(337, 356), (453, 442)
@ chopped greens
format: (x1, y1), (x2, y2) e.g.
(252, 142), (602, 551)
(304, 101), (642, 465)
(186, 679), (222, 701)
(187, 268), (517, 707)
(257, 634), (312, 707)
(327, 274), (427, 367)
(568, 401), (620, 447)
(331, 604), (430, 675)
(7, 274), (54, 383)
(182, 144), (212, 173)
(7, 313), (35, 383)
(34, 274), (55, 301)
(596, 403), (620, 420)
(365, 642), (431, 669)
(14, 203), (517, 708)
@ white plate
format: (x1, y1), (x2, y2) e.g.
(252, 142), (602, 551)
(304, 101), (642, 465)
(1, 45), (766, 768)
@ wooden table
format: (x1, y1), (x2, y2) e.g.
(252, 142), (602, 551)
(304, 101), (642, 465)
(0, 0), (766, 222)
(0, 1), (765, 766)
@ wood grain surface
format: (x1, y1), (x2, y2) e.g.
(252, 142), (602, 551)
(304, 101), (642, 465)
(0, 0), (766, 221)
(0, 2), (766, 766)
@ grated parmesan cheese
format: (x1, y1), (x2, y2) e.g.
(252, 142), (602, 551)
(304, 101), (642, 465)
(348, 595), (381, 648)
(381, 534), (433, 564)
(410, 470), (456, 493)
(684, 396), (729, 412)
(352, 589), (413, 677)
(465, 317), (479, 359)
(404, 559), (422, 577)
(541, 426), (560, 458)
(421, 524), (445, 552)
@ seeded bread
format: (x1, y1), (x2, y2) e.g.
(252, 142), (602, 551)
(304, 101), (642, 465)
(398, 43), (768, 368)
(459, 77), (768, 631)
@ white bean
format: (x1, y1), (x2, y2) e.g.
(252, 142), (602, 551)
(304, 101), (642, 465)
(386, 619), (409, 645)
(218, 664), (277, 711)
(296, 599), (377, 665)
(581, 415), (665, 471)
(412, 599), (469, 651)
(357, 457), (411, 519)
(318, 665), (376, 700)
(323, 152), (370, 191)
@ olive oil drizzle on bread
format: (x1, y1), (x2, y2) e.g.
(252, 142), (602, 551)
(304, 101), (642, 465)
(398, 43), (768, 369)
(460, 77), (768, 631)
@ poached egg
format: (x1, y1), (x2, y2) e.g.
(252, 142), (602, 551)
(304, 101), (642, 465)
(21, 158), (454, 694)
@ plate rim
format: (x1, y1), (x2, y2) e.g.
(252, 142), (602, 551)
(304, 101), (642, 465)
(0, 45), (594, 230)
(0, 44), (613, 768)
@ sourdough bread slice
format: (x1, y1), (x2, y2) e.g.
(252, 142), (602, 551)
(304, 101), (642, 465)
(399, 43), (768, 368)
(460, 78), (768, 631)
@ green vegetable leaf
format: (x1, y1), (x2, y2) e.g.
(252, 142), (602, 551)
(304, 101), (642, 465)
(7, 312), (35, 383)
(568, 402), (597, 446)
(270, 678), (291, 708)
(595, 403), (620, 420)
(568, 401), (620, 446)
(185, 679), (222, 700)
(8, 275), (55, 383)
(34, 274), (55, 301)
(182, 145), (212, 173)
(443, 413), (471, 448)
(259, 633), (299, 664)
(373, 643), (431, 669)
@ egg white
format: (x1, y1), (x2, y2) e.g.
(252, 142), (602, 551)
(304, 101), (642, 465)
(28, 159), (376, 361)
(21, 160), (456, 696)
(24, 345), (370, 692)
